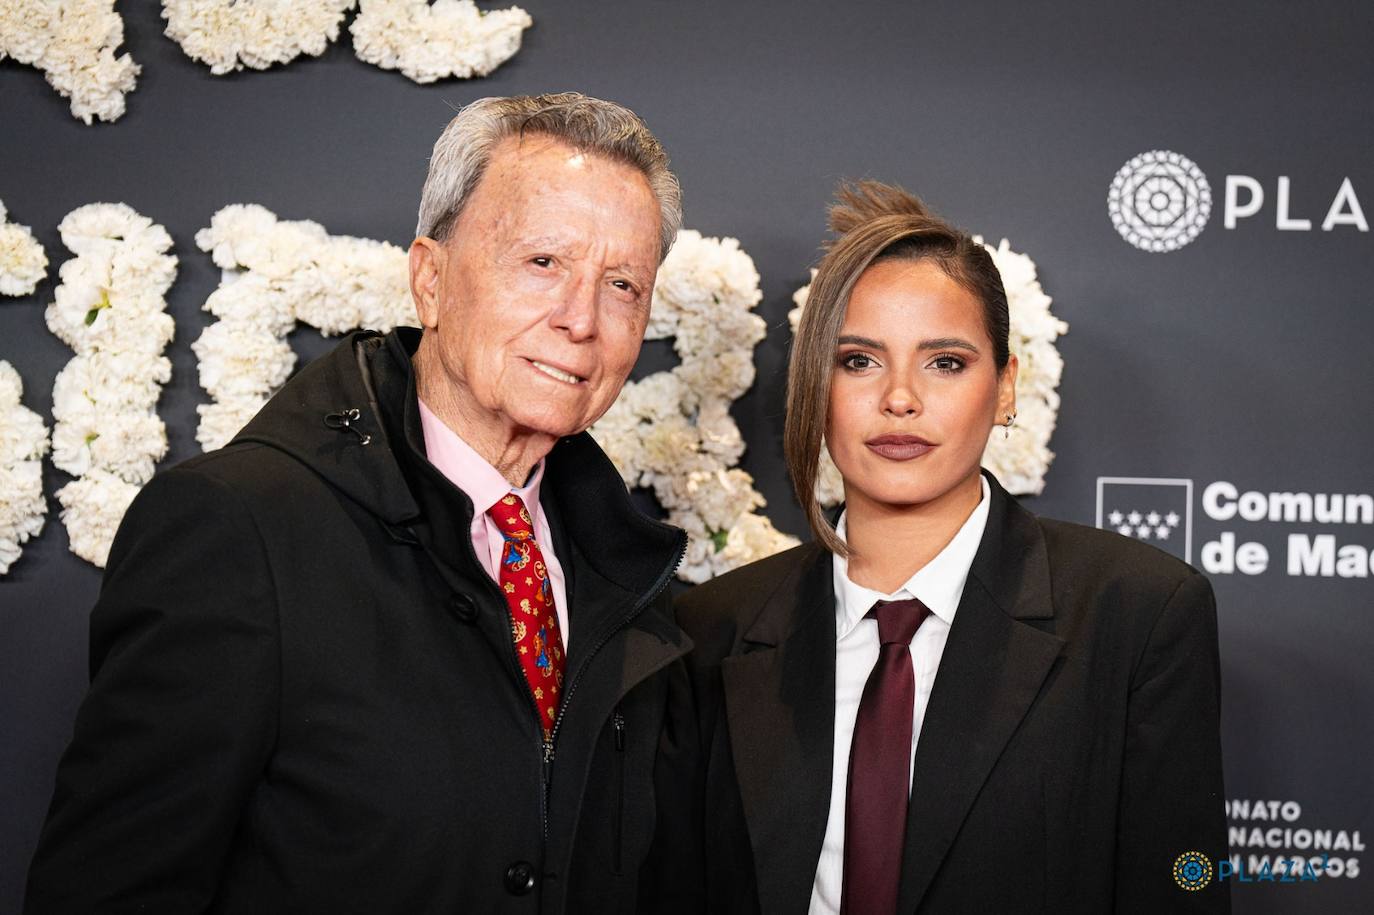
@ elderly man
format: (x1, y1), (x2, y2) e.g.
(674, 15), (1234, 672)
(26, 94), (699, 913)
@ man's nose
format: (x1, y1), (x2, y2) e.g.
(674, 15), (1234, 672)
(549, 274), (598, 341)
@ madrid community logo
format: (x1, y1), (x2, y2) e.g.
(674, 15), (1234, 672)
(1096, 477), (1193, 562)
(1174, 851), (1215, 891)
(1108, 150), (1212, 252)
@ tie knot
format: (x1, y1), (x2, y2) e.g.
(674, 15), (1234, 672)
(867, 598), (930, 646)
(488, 494), (534, 539)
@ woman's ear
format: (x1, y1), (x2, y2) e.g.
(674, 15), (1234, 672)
(996, 353), (1019, 423)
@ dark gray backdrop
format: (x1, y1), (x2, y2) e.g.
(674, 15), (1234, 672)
(2, 2), (1370, 912)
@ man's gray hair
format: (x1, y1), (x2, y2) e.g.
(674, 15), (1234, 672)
(415, 92), (683, 262)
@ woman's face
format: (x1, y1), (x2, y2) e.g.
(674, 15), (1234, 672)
(826, 257), (1017, 517)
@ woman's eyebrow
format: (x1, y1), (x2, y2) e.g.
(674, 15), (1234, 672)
(918, 337), (979, 352)
(837, 334), (884, 349)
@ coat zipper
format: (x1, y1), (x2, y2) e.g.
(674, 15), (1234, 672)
(541, 533), (687, 839)
(612, 707), (626, 874)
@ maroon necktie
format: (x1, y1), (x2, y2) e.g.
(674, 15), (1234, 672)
(841, 597), (931, 915)
(489, 494), (566, 740)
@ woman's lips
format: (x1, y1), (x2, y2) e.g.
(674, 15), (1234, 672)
(864, 434), (935, 461)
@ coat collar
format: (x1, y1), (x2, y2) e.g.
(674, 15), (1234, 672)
(230, 328), (686, 619)
(722, 473), (1064, 914)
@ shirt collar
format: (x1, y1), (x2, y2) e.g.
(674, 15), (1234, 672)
(832, 475), (991, 638)
(416, 397), (546, 517)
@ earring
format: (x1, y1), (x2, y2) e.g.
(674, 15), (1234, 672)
(1003, 412), (1016, 439)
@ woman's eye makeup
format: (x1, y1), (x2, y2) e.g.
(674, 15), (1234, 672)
(839, 351), (878, 370)
(928, 354), (966, 373)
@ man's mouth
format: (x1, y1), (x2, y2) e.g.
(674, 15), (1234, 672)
(529, 359), (584, 385)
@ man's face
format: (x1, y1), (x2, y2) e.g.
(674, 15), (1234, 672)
(410, 135), (662, 443)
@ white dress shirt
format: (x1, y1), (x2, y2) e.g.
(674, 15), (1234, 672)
(808, 476), (991, 915)
(417, 399), (570, 643)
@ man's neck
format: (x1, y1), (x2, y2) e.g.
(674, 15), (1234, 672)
(412, 342), (556, 487)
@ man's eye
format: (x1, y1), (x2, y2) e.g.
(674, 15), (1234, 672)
(530, 256), (553, 268)
(610, 279), (634, 292)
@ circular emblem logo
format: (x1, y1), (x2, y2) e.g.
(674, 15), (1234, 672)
(1108, 150), (1212, 252)
(1173, 851), (1214, 891)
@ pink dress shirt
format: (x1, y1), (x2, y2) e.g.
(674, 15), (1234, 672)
(417, 399), (571, 645)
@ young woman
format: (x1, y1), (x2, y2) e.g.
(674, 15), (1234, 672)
(677, 182), (1229, 915)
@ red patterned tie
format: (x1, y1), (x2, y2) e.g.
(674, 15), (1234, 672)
(489, 494), (566, 740)
(841, 598), (930, 915)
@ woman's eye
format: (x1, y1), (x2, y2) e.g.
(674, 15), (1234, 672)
(841, 352), (876, 370)
(930, 355), (965, 373)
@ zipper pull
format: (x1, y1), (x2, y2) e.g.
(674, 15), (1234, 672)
(613, 709), (626, 751)
(543, 738), (556, 765)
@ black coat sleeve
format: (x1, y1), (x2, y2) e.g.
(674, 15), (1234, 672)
(25, 465), (280, 913)
(1114, 571), (1230, 913)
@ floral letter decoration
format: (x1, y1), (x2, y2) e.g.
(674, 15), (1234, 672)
(590, 230), (799, 583)
(0, 0), (140, 123)
(350, 0), (532, 83)
(791, 237), (1068, 504)
(192, 204), (416, 450)
(0, 361), (51, 575)
(47, 204), (178, 567)
(161, 0), (358, 74)
(0, 199), (49, 297)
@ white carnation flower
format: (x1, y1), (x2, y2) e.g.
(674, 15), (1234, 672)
(0, 201), (49, 296)
(0, 0), (140, 124)
(162, 0), (357, 75)
(193, 322), (296, 400)
(350, 0), (532, 84)
(196, 396), (267, 451)
(56, 470), (140, 568)
(0, 359), (50, 574)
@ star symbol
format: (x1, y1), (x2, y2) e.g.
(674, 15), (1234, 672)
(1155, 525), (1170, 539)
(1136, 525), (1151, 538)
(525, 577), (533, 586)
(504, 582), (515, 594)
(534, 687), (543, 699)
(1108, 510), (1124, 526)
(1165, 512), (1180, 527)
(1146, 511), (1161, 526)
(1127, 511), (1143, 526)
(1117, 524), (1132, 536)
(519, 646), (528, 654)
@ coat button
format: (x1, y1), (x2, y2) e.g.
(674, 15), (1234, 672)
(504, 861), (536, 895)
(448, 593), (478, 624)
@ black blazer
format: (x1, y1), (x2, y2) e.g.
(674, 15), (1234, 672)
(676, 474), (1229, 914)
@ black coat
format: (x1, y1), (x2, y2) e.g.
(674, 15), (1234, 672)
(676, 474), (1230, 914)
(26, 329), (701, 914)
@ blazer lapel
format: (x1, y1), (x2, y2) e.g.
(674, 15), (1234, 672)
(897, 476), (1066, 911)
(721, 546), (836, 915)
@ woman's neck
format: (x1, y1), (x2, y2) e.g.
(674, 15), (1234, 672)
(842, 472), (983, 594)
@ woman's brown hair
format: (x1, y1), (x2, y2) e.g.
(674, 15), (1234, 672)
(784, 180), (1012, 554)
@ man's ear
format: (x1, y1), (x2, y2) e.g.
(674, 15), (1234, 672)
(409, 237), (444, 329)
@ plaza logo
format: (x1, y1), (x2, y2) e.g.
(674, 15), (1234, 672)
(1095, 477), (1374, 578)
(1108, 151), (1213, 252)
(1096, 477), (1194, 562)
(1107, 150), (1369, 252)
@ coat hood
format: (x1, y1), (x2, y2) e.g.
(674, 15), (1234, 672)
(230, 328), (686, 602)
